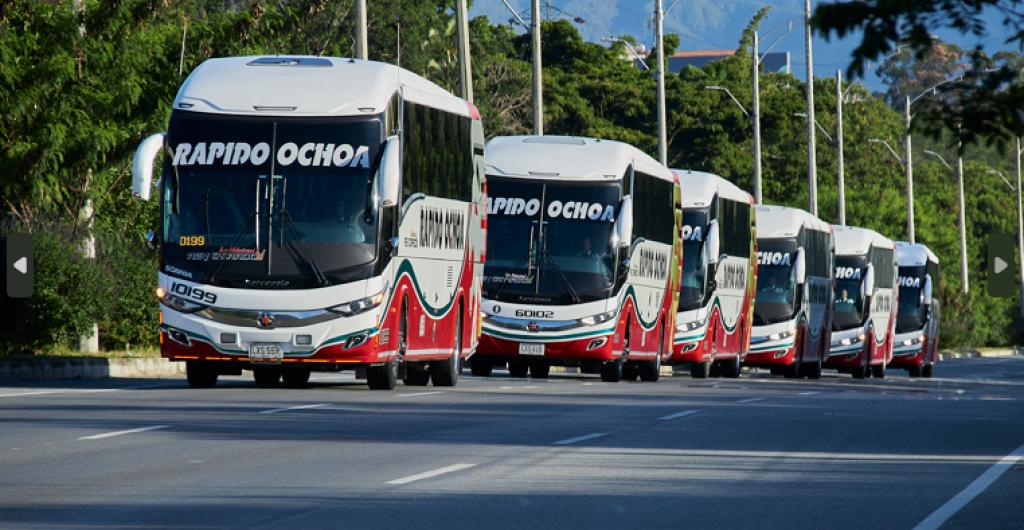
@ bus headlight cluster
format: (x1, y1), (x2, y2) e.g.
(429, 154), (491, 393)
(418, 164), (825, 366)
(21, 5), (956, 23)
(328, 290), (386, 317)
(157, 289), (207, 314)
(677, 320), (704, 332)
(838, 334), (866, 347)
(578, 311), (616, 327)
(902, 334), (925, 347)
(768, 330), (794, 341)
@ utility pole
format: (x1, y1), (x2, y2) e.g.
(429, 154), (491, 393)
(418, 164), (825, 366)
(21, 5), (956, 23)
(752, 31), (762, 204)
(956, 141), (968, 293)
(804, 0), (818, 216)
(835, 70), (845, 225)
(655, 0), (667, 165)
(355, 0), (367, 60)
(73, 0), (99, 353)
(455, 0), (473, 101)
(904, 95), (915, 243)
(532, 0), (543, 135)
(1016, 138), (1024, 317)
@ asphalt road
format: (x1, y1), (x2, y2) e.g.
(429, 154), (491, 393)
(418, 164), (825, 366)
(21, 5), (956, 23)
(1, 358), (1023, 529)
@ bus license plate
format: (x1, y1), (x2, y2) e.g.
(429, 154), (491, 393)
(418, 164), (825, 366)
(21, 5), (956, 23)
(518, 343), (545, 356)
(249, 343), (283, 363)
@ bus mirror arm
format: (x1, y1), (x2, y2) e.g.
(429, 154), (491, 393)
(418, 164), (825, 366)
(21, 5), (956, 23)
(862, 264), (875, 299)
(614, 195), (633, 248)
(132, 132), (166, 201)
(705, 221), (720, 265)
(379, 135), (401, 208)
(145, 230), (160, 251)
(794, 248), (806, 286)
(387, 236), (400, 256)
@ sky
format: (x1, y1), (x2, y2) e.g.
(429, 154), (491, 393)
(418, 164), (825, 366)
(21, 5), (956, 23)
(469, 1), (1019, 92)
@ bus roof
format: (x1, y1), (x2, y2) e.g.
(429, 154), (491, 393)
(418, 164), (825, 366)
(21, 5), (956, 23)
(754, 204), (831, 239)
(671, 169), (752, 207)
(485, 135), (673, 183)
(172, 56), (470, 118)
(832, 225), (895, 256)
(896, 242), (940, 267)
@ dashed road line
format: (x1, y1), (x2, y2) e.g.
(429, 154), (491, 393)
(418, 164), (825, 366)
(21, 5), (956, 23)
(737, 397), (765, 403)
(799, 391), (819, 396)
(553, 432), (608, 445)
(385, 463), (477, 485)
(658, 410), (700, 421)
(79, 425), (168, 441)
(395, 391), (445, 398)
(259, 403), (328, 414)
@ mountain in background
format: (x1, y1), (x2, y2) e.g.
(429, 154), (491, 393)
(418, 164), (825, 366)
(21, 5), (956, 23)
(469, 0), (1014, 91)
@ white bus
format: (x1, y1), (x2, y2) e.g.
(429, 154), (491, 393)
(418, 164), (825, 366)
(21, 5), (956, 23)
(131, 56), (486, 390)
(670, 170), (757, 378)
(826, 226), (897, 378)
(746, 205), (834, 378)
(891, 242), (941, 377)
(474, 136), (681, 382)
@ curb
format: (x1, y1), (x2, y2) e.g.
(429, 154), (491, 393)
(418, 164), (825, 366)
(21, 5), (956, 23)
(939, 349), (1023, 360)
(0, 357), (184, 382)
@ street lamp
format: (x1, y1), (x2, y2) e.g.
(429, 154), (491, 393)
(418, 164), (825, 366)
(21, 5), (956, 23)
(869, 138), (919, 245)
(706, 85), (750, 117)
(924, 150), (969, 294)
(602, 37), (649, 70)
(750, 17), (797, 205)
(794, 113), (833, 143)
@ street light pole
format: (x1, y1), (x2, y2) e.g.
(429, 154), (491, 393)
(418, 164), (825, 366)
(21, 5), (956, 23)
(904, 95), (915, 243)
(655, 0), (667, 165)
(836, 70), (845, 225)
(1017, 138), (1024, 317)
(355, 0), (368, 60)
(924, 149), (968, 294)
(455, 0), (473, 102)
(752, 31), (762, 204)
(532, 0), (543, 135)
(804, 0), (818, 216)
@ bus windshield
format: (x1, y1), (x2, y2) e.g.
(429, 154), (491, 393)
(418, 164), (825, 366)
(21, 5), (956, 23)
(160, 111), (381, 289)
(833, 256), (867, 331)
(897, 266), (927, 332)
(483, 177), (620, 305)
(754, 241), (797, 325)
(679, 209), (708, 311)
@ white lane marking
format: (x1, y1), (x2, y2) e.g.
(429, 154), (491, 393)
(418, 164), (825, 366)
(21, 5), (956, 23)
(799, 391), (819, 395)
(79, 425), (168, 440)
(658, 410), (700, 421)
(737, 397), (765, 403)
(259, 403), (328, 414)
(0, 383), (174, 399)
(395, 391), (444, 397)
(499, 385), (539, 390)
(0, 390), (62, 398)
(576, 447), (1012, 462)
(385, 463), (477, 485)
(553, 432), (608, 445)
(581, 382), (598, 386)
(913, 441), (1024, 530)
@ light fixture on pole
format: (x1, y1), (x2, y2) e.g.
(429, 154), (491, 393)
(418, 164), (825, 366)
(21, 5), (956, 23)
(925, 150), (969, 294)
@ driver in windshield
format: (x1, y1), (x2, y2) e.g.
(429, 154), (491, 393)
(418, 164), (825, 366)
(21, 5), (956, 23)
(837, 288), (855, 309)
(326, 200), (366, 243)
(576, 237), (596, 258)
(763, 272), (786, 294)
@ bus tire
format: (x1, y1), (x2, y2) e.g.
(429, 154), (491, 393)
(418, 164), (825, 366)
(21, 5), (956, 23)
(922, 363), (934, 378)
(186, 361), (218, 388)
(803, 356), (822, 380)
(430, 305), (463, 387)
(470, 356), (493, 377)
(908, 364), (923, 378)
(783, 362), (801, 378)
(403, 362), (430, 386)
(690, 361), (711, 379)
(639, 326), (663, 382)
(720, 355), (741, 379)
(600, 359), (623, 382)
(529, 360), (550, 379)
(871, 363), (886, 379)
(253, 367), (282, 387)
(508, 359), (529, 378)
(621, 363), (640, 381)
(367, 360), (398, 390)
(282, 368), (311, 388)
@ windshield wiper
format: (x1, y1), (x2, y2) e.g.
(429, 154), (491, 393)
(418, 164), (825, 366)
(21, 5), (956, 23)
(208, 211), (256, 284)
(541, 250), (582, 304)
(277, 177), (329, 287)
(488, 249), (534, 302)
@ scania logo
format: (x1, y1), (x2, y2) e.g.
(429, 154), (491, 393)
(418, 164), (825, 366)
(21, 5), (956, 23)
(526, 321), (540, 332)
(257, 312), (275, 329)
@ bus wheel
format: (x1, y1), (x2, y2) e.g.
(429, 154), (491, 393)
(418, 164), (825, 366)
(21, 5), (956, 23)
(922, 363), (934, 378)
(367, 360), (398, 390)
(282, 368), (311, 388)
(690, 361), (711, 379)
(253, 367), (282, 387)
(621, 363), (639, 381)
(908, 364), (923, 378)
(639, 327), (663, 382)
(470, 356), (493, 377)
(508, 359), (529, 378)
(403, 362), (430, 386)
(720, 355), (741, 379)
(600, 359), (623, 382)
(529, 360), (550, 379)
(186, 361), (218, 388)
(803, 356), (822, 380)
(871, 362), (886, 379)
(430, 312), (461, 387)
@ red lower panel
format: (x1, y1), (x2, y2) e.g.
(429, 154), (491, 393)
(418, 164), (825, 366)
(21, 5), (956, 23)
(477, 333), (616, 362)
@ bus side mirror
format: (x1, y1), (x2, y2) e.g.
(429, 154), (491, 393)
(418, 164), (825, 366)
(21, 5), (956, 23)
(379, 135), (401, 208)
(862, 264), (875, 299)
(705, 221), (720, 265)
(794, 248), (806, 285)
(923, 274), (933, 305)
(614, 195), (633, 248)
(132, 133), (165, 201)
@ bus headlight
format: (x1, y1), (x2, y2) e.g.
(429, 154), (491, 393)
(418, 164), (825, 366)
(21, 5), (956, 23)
(158, 291), (207, 314)
(329, 290), (386, 317)
(578, 311), (616, 327)
(839, 334), (866, 346)
(902, 334), (925, 347)
(768, 330), (794, 341)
